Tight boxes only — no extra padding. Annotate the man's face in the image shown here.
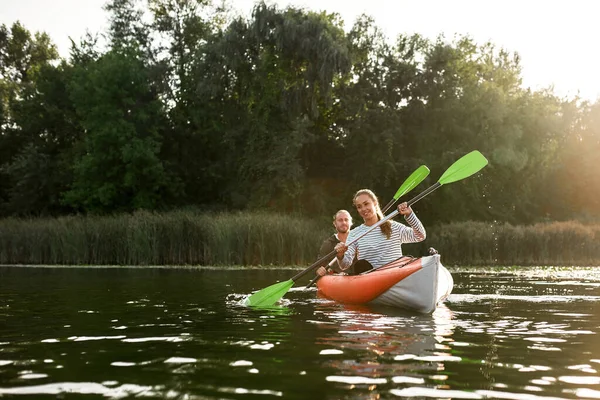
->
[333,212,352,234]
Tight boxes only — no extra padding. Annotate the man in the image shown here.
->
[316,210,353,273]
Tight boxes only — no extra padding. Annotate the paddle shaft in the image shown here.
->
[305,181,442,286]
[407,181,440,206]
[381,177,436,213]
[381,197,398,214]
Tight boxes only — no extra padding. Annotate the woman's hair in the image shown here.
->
[353,189,392,239]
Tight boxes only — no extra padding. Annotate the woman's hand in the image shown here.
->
[334,242,348,260]
[397,201,413,216]
[316,267,328,276]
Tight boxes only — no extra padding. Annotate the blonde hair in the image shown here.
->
[353,189,392,239]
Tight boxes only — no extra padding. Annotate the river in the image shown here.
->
[1,265,599,399]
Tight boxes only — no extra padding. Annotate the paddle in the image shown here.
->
[381,165,431,213]
[304,165,431,288]
[244,150,488,307]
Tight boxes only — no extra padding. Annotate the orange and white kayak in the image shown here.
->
[316,254,453,313]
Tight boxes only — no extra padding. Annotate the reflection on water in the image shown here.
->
[0,266,599,399]
[312,302,458,389]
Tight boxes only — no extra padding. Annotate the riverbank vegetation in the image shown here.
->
[1,211,598,266]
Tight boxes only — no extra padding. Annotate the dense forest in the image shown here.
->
[1,0,599,226]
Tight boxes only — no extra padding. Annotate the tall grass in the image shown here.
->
[1,213,599,266]
[426,220,600,266]
[0,211,329,266]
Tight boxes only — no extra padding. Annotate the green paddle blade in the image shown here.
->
[438,151,488,185]
[245,279,295,307]
[393,165,430,199]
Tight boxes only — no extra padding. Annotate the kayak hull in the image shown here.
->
[316,254,452,313]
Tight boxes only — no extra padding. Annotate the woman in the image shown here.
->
[317,189,426,276]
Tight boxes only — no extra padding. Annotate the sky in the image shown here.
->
[1,0,599,101]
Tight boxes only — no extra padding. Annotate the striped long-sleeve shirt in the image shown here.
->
[337,212,426,270]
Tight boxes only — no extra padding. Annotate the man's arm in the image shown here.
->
[317,236,335,260]
[317,236,342,273]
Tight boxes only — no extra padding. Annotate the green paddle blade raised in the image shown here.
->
[393,165,430,199]
[245,279,295,307]
[438,151,488,185]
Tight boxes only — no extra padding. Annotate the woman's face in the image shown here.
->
[354,194,377,222]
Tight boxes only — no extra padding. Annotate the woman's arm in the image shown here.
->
[398,212,426,243]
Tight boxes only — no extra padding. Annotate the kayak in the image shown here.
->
[316,254,453,313]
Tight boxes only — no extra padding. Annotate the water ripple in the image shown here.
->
[122,336,185,343]
[216,386,282,396]
[450,294,600,303]
[326,375,387,384]
[0,382,166,398]
[390,387,483,398]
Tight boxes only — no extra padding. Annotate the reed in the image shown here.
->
[0,211,329,266]
[1,213,599,266]
[424,220,600,266]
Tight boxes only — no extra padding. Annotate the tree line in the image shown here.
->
[1,0,598,226]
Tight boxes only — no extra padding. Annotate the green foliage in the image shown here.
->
[64,49,170,212]
[177,2,352,210]
[104,0,151,51]
[545,101,600,220]
[0,2,598,228]
[0,22,62,216]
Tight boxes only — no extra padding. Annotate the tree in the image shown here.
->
[177,2,352,211]
[546,100,600,221]
[392,35,554,223]
[65,49,170,212]
[0,22,60,215]
[333,15,403,194]
[3,62,82,215]
[148,0,225,208]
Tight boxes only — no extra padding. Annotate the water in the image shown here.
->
[1,265,600,399]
